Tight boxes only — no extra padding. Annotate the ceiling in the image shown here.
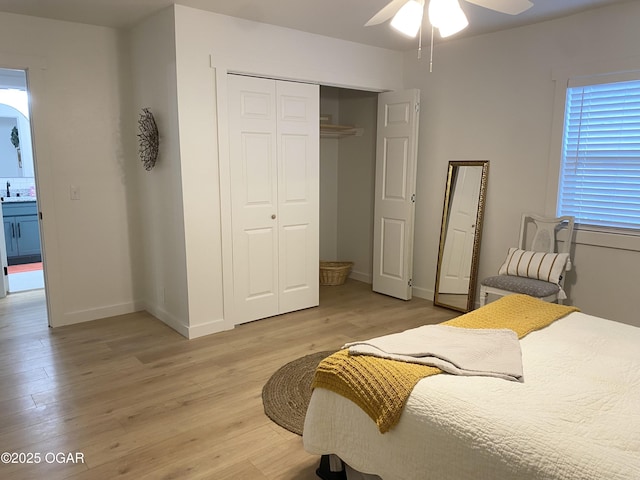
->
[0,0,630,51]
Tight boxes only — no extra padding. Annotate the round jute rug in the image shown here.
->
[262,350,335,436]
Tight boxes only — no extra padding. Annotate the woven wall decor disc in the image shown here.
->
[137,108,159,171]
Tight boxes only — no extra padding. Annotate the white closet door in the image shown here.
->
[228,75,279,323]
[276,80,319,314]
[228,75,319,324]
[372,89,420,300]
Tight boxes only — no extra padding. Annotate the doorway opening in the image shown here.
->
[0,68,47,298]
[319,86,378,287]
[8,262,44,291]
[319,86,420,301]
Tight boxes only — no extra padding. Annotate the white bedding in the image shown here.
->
[303,312,640,480]
[345,324,524,381]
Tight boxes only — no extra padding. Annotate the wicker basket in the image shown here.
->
[319,261,353,286]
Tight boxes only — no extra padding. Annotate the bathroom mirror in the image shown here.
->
[433,160,489,312]
[0,68,33,179]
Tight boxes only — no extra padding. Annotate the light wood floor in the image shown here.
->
[0,281,458,480]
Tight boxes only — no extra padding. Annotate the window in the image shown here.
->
[558,77,640,233]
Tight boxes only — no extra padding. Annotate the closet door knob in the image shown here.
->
[271,214,276,219]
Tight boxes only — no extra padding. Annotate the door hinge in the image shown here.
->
[411,193,416,203]
[408,279,413,287]
[415,102,420,113]
[39,211,43,220]
[3,266,7,276]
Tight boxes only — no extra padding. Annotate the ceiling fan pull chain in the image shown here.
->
[417,21,423,59]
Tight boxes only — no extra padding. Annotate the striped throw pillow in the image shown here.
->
[498,248,569,284]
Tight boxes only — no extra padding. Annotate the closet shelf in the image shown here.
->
[320,124,363,138]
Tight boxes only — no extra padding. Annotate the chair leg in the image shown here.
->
[479,286,488,307]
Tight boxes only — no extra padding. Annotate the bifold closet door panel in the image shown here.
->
[228,75,280,323]
[228,74,319,324]
[276,80,319,315]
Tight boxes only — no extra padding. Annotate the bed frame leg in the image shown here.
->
[316,454,347,480]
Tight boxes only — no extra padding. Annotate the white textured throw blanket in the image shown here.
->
[344,324,523,382]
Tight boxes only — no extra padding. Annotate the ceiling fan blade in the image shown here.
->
[464,0,533,15]
[365,0,409,26]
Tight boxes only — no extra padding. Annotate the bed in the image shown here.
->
[302,295,640,480]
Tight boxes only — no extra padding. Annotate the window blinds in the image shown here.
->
[559,79,640,231]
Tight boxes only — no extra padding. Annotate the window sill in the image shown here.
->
[574,228,640,252]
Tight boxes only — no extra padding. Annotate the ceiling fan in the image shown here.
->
[366,0,533,39]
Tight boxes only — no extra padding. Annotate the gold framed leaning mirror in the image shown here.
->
[433,161,489,312]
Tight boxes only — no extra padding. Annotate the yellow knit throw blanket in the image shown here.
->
[312,294,579,433]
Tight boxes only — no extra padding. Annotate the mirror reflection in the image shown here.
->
[434,161,489,312]
[0,69,34,180]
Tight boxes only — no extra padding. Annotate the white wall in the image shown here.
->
[171,5,403,334]
[404,1,640,326]
[0,12,139,326]
[130,8,190,336]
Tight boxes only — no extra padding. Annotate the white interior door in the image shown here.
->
[0,207,8,298]
[228,74,319,324]
[372,89,420,300]
[438,166,482,293]
[276,80,319,315]
[228,75,280,323]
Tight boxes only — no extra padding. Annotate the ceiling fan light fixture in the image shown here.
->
[428,0,446,27]
[438,7,469,37]
[390,0,425,38]
[428,0,469,38]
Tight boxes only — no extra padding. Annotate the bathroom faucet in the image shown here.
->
[5,181,9,197]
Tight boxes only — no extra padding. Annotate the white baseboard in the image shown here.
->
[56,300,144,327]
[145,302,190,338]
[145,301,232,339]
[187,318,233,339]
[412,285,434,301]
[349,269,372,284]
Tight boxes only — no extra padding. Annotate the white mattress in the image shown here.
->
[303,312,640,480]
